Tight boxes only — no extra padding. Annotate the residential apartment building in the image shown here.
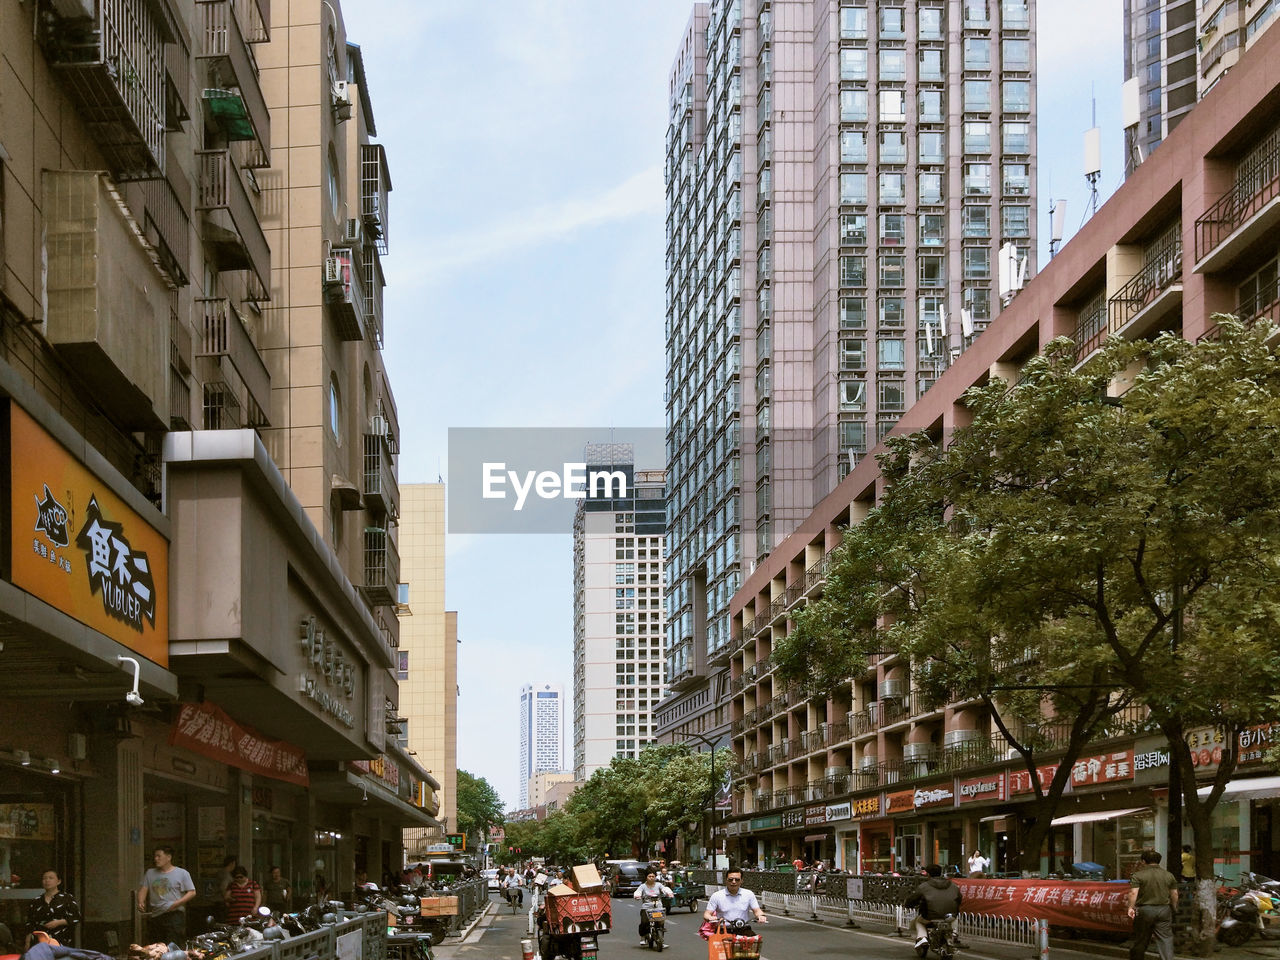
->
[1123,0,1277,175]
[726,18,1280,875]
[399,483,459,856]
[657,0,1037,751]
[571,445,667,780]
[519,682,565,808]
[0,0,435,946]
[528,770,576,808]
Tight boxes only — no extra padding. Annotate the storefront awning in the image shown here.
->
[1198,775,1280,802]
[1052,807,1147,826]
[310,770,440,828]
[804,833,829,842]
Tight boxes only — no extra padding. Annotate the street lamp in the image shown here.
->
[683,732,724,867]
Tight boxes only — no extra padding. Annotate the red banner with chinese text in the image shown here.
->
[169,701,310,786]
[955,878,1131,932]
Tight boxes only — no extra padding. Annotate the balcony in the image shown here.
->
[363,248,385,347]
[137,166,191,287]
[324,247,367,341]
[197,0,270,161]
[1108,235,1183,339]
[195,296,271,425]
[1195,145,1280,273]
[361,143,391,255]
[196,149,270,299]
[938,734,1007,772]
[363,526,400,607]
[364,431,398,520]
[849,704,879,736]
[39,0,172,180]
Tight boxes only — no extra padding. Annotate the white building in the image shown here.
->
[519,682,565,808]
[572,445,667,780]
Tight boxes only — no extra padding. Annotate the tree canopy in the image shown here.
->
[455,770,504,845]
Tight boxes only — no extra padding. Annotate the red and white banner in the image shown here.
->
[956,878,1131,932]
[169,701,310,786]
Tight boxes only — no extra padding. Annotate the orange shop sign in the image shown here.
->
[9,404,168,665]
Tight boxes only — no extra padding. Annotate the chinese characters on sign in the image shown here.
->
[1070,750,1133,786]
[169,701,309,786]
[298,615,356,728]
[955,878,1130,932]
[76,495,157,632]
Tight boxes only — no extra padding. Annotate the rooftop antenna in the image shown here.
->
[1049,199,1067,258]
[1084,86,1102,215]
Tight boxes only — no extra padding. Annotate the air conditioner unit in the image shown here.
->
[344,218,363,245]
[370,414,389,437]
[879,678,906,699]
[324,257,343,285]
[51,0,94,18]
[859,755,878,772]
[903,742,936,762]
[943,728,982,747]
[824,765,850,778]
[332,81,353,121]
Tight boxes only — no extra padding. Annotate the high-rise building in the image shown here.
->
[518,682,565,808]
[571,444,667,780]
[399,483,459,855]
[658,0,1037,745]
[1122,0,1277,175]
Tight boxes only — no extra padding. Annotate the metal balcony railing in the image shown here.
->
[139,166,191,287]
[195,297,270,422]
[197,0,270,160]
[196,149,270,296]
[325,247,367,341]
[1073,289,1108,362]
[363,432,398,520]
[363,526,400,607]
[1196,135,1280,263]
[1108,234,1183,332]
[363,247,385,347]
[41,0,169,179]
[361,143,391,255]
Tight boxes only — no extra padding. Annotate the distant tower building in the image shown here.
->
[519,683,564,808]
[571,444,667,780]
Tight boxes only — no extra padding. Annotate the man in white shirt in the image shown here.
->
[703,869,767,932]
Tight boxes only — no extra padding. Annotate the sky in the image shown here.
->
[341,0,1125,812]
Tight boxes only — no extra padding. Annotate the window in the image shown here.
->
[919,255,945,287]
[879,130,906,163]
[841,48,868,80]
[963,37,991,70]
[328,373,342,444]
[841,213,868,245]
[1002,121,1030,154]
[963,246,991,279]
[1003,79,1031,112]
[964,162,991,194]
[964,79,991,113]
[919,89,944,122]
[841,89,869,121]
[1002,205,1030,237]
[879,90,906,122]
[919,131,945,164]
[962,205,991,237]
[964,0,990,26]
[1003,162,1030,195]
[879,48,907,81]
[877,337,906,370]
[841,130,868,163]
[964,121,991,153]
[967,286,993,320]
[840,419,867,452]
[879,213,906,244]
[879,296,905,326]
[1003,38,1031,71]
[840,380,867,410]
[919,212,946,246]
[1001,0,1029,29]
[840,338,867,369]
[919,171,943,204]
[326,145,341,221]
[919,6,944,39]
[840,255,867,286]
[879,254,906,287]
[840,5,868,39]
[879,6,905,38]
[1238,256,1279,317]
[879,172,905,204]
[397,650,409,681]
[919,48,944,82]
[840,296,867,328]
[840,172,868,204]
[398,582,410,604]
[879,379,906,411]
[919,295,946,328]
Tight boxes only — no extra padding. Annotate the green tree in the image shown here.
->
[455,770,504,851]
[776,319,1280,952]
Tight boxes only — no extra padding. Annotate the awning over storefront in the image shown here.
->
[1052,807,1147,826]
[1198,775,1280,802]
[804,833,829,842]
[310,769,439,828]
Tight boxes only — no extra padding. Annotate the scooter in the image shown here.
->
[638,896,666,951]
[917,914,959,960]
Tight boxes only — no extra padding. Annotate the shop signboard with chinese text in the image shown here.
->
[956,878,1130,932]
[1009,764,1059,796]
[1070,750,1133,787]
[9,404,168,664]
[850,796,881,817]
[958,773,1006,804]
[170,700,309,786]
[804,804,827,827]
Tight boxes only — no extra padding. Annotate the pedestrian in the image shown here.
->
[213,855,237,922]
[792,855,805,872]
[1127,849,1178,960]
[967,849,990,877]
[703,868,767,932]
[1180,844,1194,882]
[26,869,81,946]
[313,875,330,905]
[224,866,261,922]
[136,846,196,944]
[262,866,290,913]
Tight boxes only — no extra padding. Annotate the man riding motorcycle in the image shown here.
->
[903,864,962,954]
[702,869,768,935]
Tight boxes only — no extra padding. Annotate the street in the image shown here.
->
[438,893,1129,960]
